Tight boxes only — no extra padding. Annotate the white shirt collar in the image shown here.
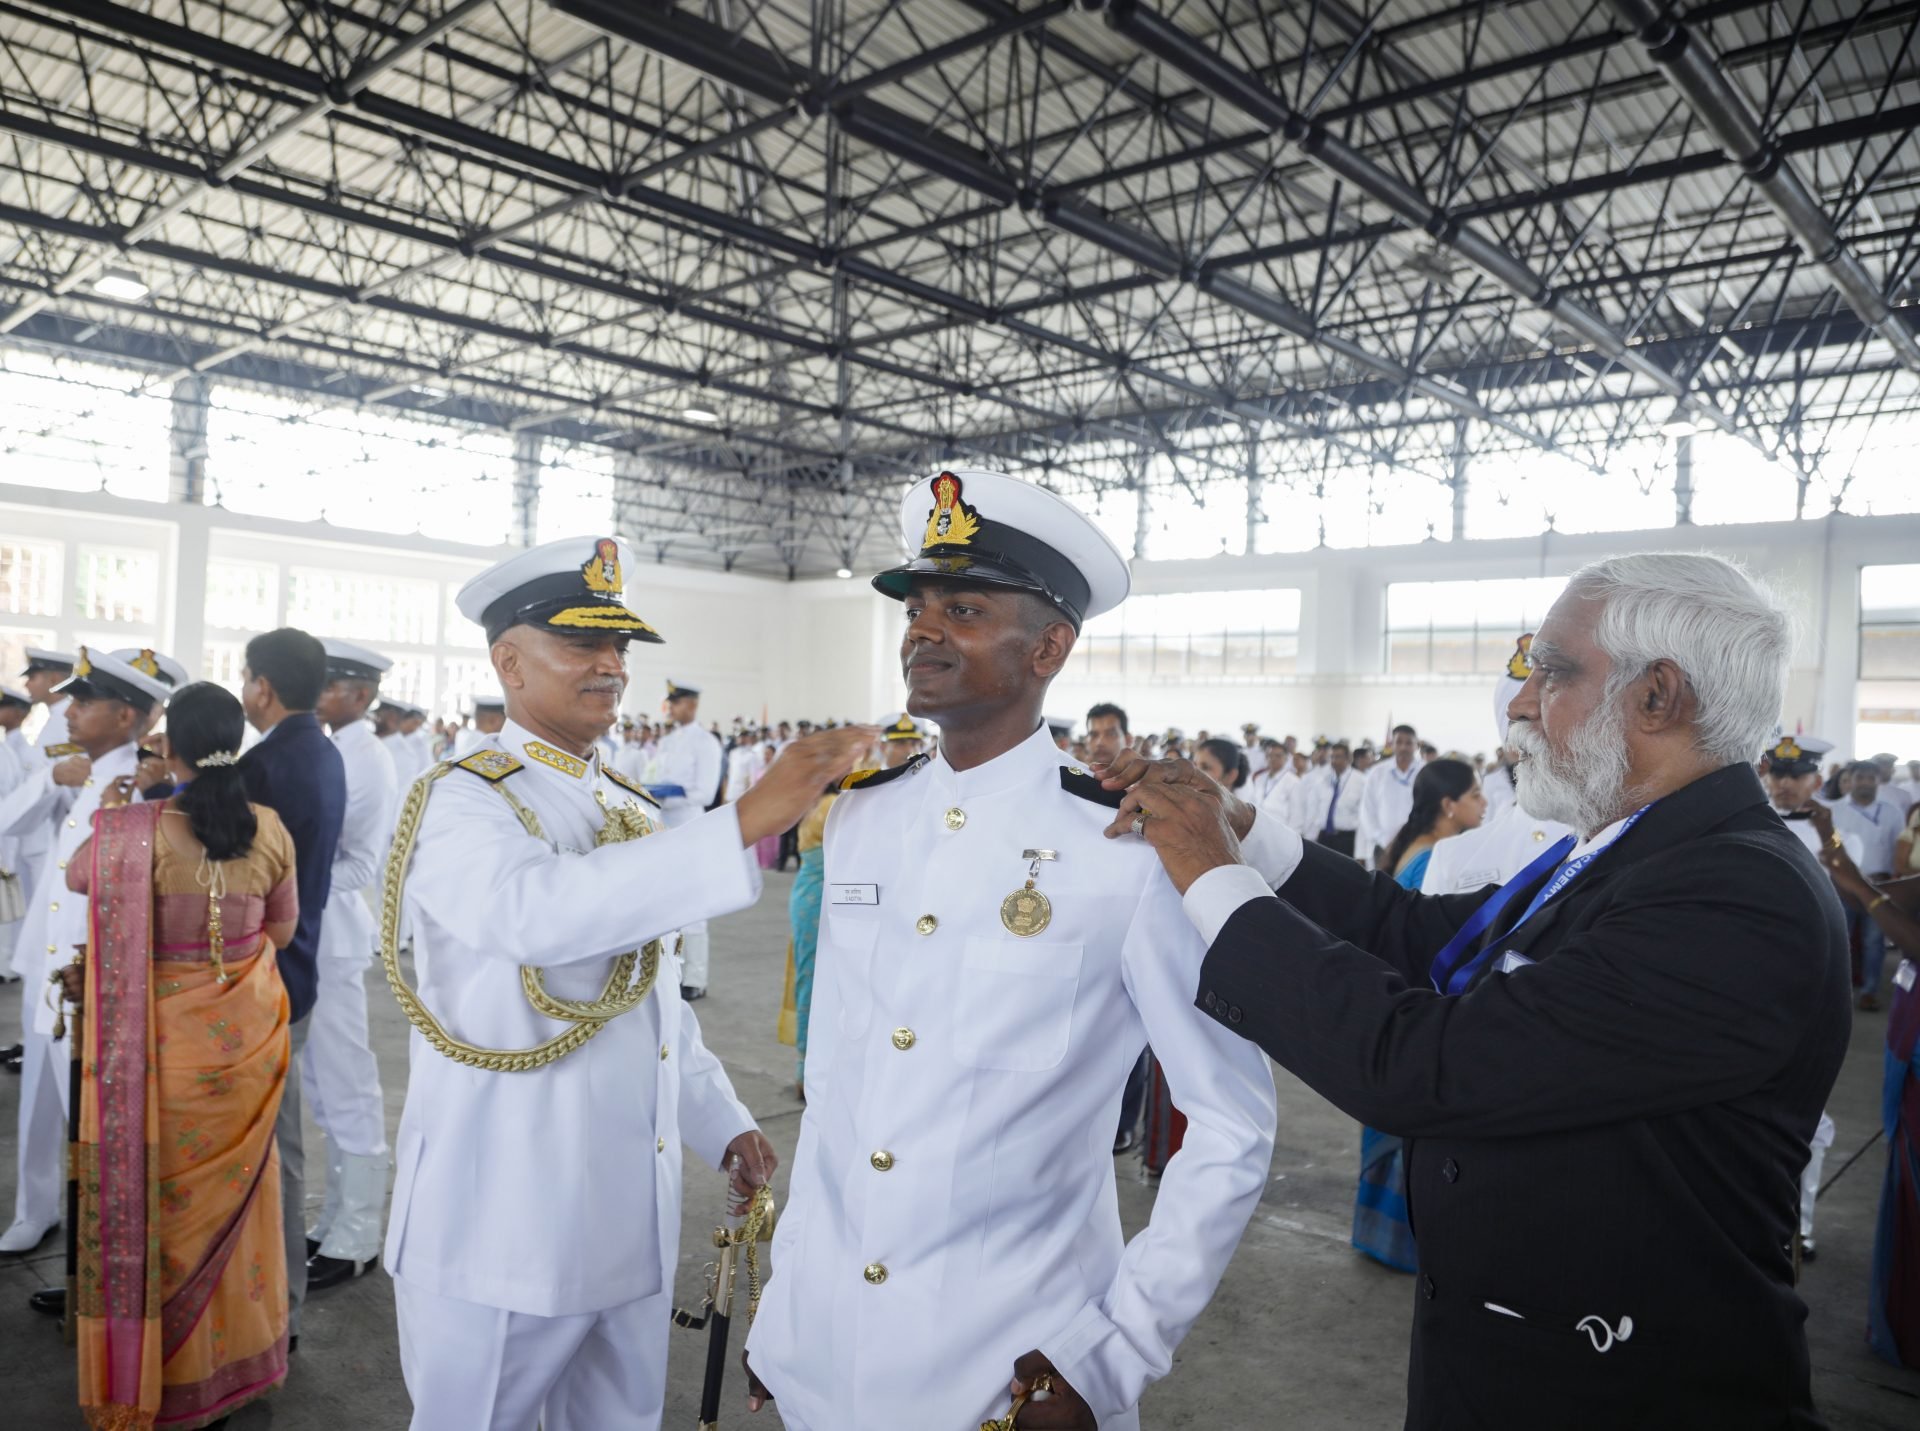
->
[1566,810,1635,864]
[929,722,1066,799]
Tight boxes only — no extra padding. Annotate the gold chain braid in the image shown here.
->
[379,764,663,1072]
[739,1183,776,1327]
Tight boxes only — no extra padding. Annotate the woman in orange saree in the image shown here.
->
[65,682,297,1430]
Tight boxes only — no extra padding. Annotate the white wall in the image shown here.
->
[5,484,1913,758]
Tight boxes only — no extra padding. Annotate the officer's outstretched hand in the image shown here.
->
[1093,750,1256,840]
[1009,1350,1097,1428]
[736,726,879,847]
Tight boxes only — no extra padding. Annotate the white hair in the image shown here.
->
[1562,551,1791,766]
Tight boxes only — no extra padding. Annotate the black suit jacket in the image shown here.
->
[240,712,346,1024]
[1197,763,1848,1429]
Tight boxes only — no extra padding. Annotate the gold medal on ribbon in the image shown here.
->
[1000,849,1056,937]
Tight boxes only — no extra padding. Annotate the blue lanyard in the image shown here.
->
[1507,805,1652,929]
[1426,837,1573,996]
[1426,806,1651,996]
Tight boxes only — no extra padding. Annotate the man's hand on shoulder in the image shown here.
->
[1101,775,1244,895]
[736,726,878,847]
[1007,1350,1096,1429]
[1094,751,1256,840]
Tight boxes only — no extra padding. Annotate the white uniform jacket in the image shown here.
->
[384,720,759,1316]
[747,725,1281,1430]
[379,730,427,786]
[0,740,138,1009]
[1418,804,1578,894]
[1357,755,1423,861]
[1298,767,1366,843]
[655,720,722,825]
[319,720,398,964]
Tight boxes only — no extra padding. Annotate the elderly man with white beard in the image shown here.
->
[1102,552,1851,1430]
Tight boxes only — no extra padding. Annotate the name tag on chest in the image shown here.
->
[829,884,879,907]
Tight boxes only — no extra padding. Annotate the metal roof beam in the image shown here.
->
[1607,0,1920,373]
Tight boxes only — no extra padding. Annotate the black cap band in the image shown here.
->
[872,518,1093,628]
[59,673,155,714]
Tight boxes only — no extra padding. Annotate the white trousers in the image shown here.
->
[394,1276,669,1431]
[10,981,65,1231]
[1801,1109,1836,1241]
[302,954,388,1158]
[679,923,710,989]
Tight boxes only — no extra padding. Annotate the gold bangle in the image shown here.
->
[1828,832,1846,851]
[1867,892,1892,914]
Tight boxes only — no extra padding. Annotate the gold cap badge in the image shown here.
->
[920,471,981,551]
[130,648,161,678]
[73,646,92,678]
[1506,633,1535,681]
[581,538,622,594]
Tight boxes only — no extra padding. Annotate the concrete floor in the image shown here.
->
[4,871,1919,1429]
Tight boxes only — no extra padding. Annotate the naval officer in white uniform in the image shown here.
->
[0,648,170,1261]
[304,638,401,1291]
[744,471,1284,1431]
[376,698,432,784]
[653,677,724,998]
[384,534,873,1431]
[1421,637,1574,896]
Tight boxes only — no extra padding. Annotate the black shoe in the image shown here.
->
[1800,1241,1818,1263]
[1,1044,21,1074]
[28,1285,65,1317]
[681,984,706,1001]
[306,1236,321,1260]
[1113,1131,1137,1156]
[306,1252,377,1291]
[288,1334,299,1354]
[0,1043,20,1061]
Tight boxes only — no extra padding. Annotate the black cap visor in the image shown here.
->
[52,673,154,714]
[873,544,1090,630]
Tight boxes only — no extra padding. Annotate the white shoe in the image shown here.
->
[0,1217,57,1254]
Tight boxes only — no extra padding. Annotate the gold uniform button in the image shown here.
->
[1532,829,1546,841]
[46,944,56,954]
[66,819,76,828]
[943,807,966,831]
[57,861,67,871]
[863,1262,888,1285]
[915,914,938,936]
[660,1045,670,1060]
[870,1150,894,1172]
[48,902,58,913]
[891,1027,916,1051]
[657,1137,666,1153]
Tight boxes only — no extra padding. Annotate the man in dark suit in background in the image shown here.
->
[240,626,347,1345]
[1108,552,1849,1429]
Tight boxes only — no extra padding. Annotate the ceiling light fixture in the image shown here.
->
[683,406,721,423]
[92,268,150,301]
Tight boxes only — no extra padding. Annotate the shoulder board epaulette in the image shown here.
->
[453,750,523,782]
[840,753,930,791]
[1060,767,1124,808]
[603,766,661,807]
[43,743,82,758]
